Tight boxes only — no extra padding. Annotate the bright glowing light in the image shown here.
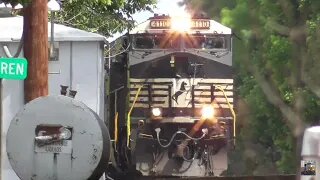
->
[152,108,162,117]
[170,15,191,32]
[201,105,215,119]
[169,9,191,32]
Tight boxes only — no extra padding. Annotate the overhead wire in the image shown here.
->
[106,43,131,59]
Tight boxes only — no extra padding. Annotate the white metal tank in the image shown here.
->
[6,95,110,180]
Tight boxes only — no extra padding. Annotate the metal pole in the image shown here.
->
[0,78,2,179]
[108,43,111,74]
[50,11,55,59]
[106,43,111,125]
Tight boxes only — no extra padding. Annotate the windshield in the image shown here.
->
[133,34,180,49]
[132,34,227,50]
[184,35,226,49]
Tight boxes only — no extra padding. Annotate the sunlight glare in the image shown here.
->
[169,7,191,32]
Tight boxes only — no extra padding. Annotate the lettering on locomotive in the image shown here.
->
[149,19,210,29]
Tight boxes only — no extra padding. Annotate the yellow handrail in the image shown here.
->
[215,86,236,145]
[127,85,143,147]
[114,112,118,149]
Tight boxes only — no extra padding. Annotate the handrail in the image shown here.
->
[127,85,144,147]
[215,85,236,145]
[114,112,118,150]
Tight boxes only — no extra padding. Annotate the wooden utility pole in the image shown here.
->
[23,0,48,103]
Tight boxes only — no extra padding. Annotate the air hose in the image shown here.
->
[155,128,208,148]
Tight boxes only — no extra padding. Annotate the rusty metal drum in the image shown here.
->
[6,95,110,180]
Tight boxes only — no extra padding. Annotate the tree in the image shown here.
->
[179,0,236,21]
[183,0,320,176]
[22,0,49,103]
[3,0,156,36]
[55,0,156,36]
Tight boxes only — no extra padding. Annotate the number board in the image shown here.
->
[150,19,171,29]
[34,140,72,154]
[149,19,210,29]
[191,19,210,29]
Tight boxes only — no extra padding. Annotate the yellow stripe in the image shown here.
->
[131,104,169,107]
[194,85,233,90]
[194,104,233,108]
[130,90,168,95]
[194,91,233,96]
[191,97,234,103]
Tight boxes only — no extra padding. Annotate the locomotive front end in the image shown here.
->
[109,13,235,177]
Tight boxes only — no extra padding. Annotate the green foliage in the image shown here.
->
[55,0,156,36]
[221,1,250,30]
[3,0,156,36]
[180,0,236,20]
[184,0,320,176]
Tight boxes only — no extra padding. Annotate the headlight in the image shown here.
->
[201,105,215,119]
[170,14,192,32]
[151,107,162,117]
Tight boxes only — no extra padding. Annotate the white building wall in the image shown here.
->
[48,42,71,95]
[0,43,25,180]
[48,41,104,119]
[0,41,105,180]
[71,42,99,114]
[97,43,105,121]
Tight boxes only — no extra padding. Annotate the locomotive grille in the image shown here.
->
[129,78,233,109]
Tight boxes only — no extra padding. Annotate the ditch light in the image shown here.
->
[201,105,215,119]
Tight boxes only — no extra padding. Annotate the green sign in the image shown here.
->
[0,58,28,80]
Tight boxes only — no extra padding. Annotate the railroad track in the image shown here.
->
[118,175,296,180]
